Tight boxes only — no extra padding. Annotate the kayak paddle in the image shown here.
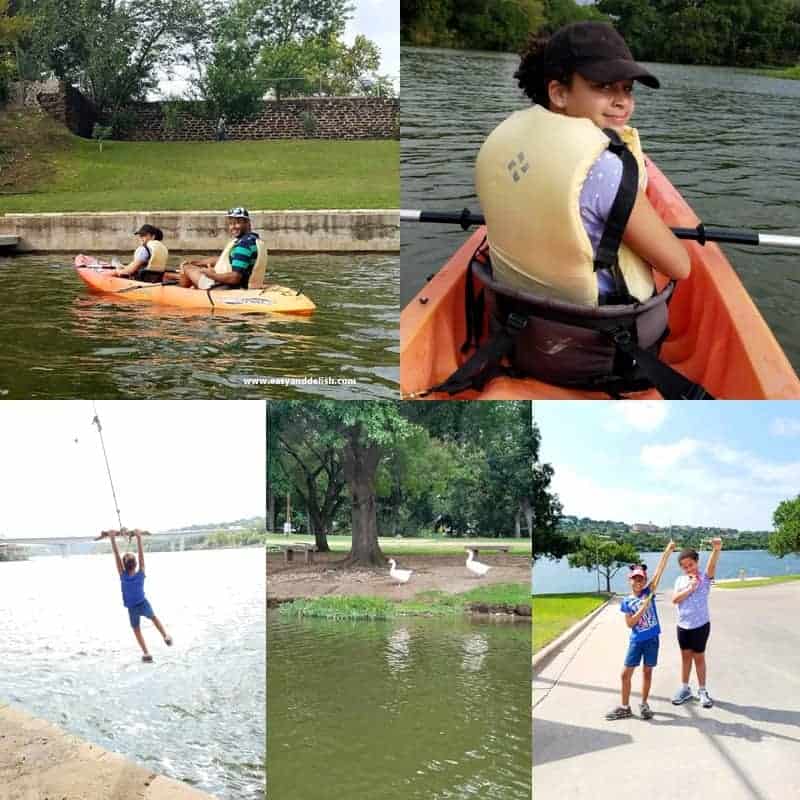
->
[401,209,800,250]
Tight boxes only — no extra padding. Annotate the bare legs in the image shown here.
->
[620,665,652,705]
[132,617,171,658]
[681,649,707,686]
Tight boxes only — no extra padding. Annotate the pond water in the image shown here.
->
[533,549,800,594]
[401,47,800,371]
[0,253,398,399]
[267,612,531,800]
[0,548,265,799]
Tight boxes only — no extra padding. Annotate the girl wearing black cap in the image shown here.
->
[475,21,689,307]
[113,224,169,281]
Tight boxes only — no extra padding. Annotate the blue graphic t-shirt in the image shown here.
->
[120,570,146,608]
[620,586,661,643]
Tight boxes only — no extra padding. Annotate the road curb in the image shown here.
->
[532,597,612,675]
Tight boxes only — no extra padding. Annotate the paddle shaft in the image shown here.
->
[400,209,800,249]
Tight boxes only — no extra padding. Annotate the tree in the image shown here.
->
[271,401,414,566]
[567,535,640,593]
[0,0,31,103]
[273,403,347,552]
[15,0,201,115]
[769,495,800,557]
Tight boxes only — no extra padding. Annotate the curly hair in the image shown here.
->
[514,34,574,107]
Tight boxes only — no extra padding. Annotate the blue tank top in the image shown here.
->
[120,570,146,608]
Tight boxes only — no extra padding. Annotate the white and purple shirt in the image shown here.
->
[580,149,623,297]
[673,572,713,630]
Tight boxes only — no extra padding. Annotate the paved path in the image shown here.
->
[533,583,800,800]
[0,704,215,799]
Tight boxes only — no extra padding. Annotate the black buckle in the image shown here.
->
[506,313,529,334]
[612,328,633,348]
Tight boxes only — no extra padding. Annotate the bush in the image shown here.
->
[299,110,317,136]
[162,101,183,134]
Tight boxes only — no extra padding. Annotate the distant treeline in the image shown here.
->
[401,0,800,67]
[559,515,772,551]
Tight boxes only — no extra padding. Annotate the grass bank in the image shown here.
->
[279,583,530,620]
[266,534,531,556]
[716,574,800,589]
[533,593,607,653]
[753,65,800,80]
[0,111,399,212]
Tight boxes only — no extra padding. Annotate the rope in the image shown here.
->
[92,402,123,532]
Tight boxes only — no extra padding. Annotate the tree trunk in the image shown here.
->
[341,425,384,566]
[521,497,533,538]
[605,569,612,594]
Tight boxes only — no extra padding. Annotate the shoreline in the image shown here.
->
[0,703,215,799]
[0,209,400,253]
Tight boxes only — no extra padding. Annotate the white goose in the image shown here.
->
[466,549,491,578]
[388,558,413,585]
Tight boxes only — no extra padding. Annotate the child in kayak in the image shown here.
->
[671,538,722,708]
[477,21,689,305]
[112,225,169,282]
[606,539,675,721]
[106,529,172,662]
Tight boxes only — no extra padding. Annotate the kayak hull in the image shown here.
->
[74,256,316,316]
[400,160,800,399]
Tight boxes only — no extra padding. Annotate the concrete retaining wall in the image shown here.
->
[0,703,215,799]
[0,210,400,253]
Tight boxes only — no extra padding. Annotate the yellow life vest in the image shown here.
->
[213,237,267,289]
[475,105,654,307]
[142,239,168,270]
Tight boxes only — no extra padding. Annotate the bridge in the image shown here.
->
[0,530,214,557]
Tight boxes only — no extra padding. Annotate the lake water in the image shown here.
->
[0,548,265,799]
[401,47,800,371]
[532,549,800,594]
[0,253,398,399]
[267,612,531,800]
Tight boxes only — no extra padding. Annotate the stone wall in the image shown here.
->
[7,80,98,138]
[119,97,398,141]
[7,81,398,141]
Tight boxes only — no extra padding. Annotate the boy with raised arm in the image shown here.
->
[606,539,676,721]
[106,530,173,662]
[671,537,722,708]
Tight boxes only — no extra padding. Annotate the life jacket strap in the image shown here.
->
[595,129,640,303]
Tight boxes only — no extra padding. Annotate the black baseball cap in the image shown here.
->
[545,22,660,89]
[134,224,158,236]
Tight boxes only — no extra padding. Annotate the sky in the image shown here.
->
[0,402,265,539]
[534,402,800,531]
[158,0,399,98]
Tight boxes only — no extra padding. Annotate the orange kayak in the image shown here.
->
[401,160,800,399]
[74,256,316,315]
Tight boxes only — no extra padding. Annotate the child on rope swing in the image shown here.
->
[101,529,173,662]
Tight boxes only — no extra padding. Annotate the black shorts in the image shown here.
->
[677,621,711,653]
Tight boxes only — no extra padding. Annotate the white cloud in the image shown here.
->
[770,417,800,437]
[640,437,700,468]
[607,402,669,433]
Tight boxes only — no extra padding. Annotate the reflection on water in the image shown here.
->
[267,612,530,800]
[401,47,800,370]
[0,549,265,799]
[0,253,398,399]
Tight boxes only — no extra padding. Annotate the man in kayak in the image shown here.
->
[105,529,172,663]
[177,207,266,290]
[112,224,169,282]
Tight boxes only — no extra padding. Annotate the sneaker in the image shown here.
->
[639,702,654,720]
[698,689,713,708]
[142,654,153,663]
[605,705,633,720]
[672,685,693,705]
[165,636,173,646]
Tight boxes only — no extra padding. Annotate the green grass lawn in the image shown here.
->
[266,534,531,556]
[752,65,800,80]
[279,583,530,620]
[533,593,607,653]
[0,111,399,212]
[716,574,800,589]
